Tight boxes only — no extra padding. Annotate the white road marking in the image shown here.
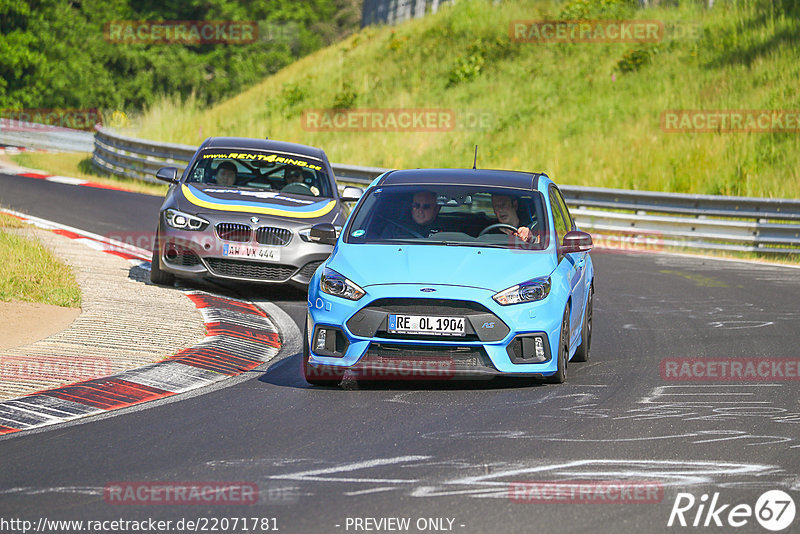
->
[270,455,430,484]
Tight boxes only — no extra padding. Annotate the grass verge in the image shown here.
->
[8,152,168,197]
[132,0,800,199]
[0,213,82,308]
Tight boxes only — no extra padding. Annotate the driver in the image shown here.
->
[285,167,303,183]
[283,166,320,195]
[491,194,538,243]
[382,191,442,239]
[216,161,237,186]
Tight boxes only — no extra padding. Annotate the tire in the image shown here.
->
[149,233,175,286]
[572,287,593,363]
[546,308,570,384]
[302,323,344,386]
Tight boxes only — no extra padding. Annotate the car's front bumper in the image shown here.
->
[306,282,565,378]
[157,220,331,287]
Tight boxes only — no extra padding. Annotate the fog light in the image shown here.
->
[315,329,327,351]
[535,337,545,359]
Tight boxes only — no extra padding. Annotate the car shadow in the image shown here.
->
[257,352,548,392]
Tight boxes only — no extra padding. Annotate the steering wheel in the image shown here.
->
[378,215,425,239]
[281,182,313,195]
[478,223,519,237]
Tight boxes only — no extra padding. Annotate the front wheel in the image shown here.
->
[546,308,570,384]
[572,287,593,362]
[302,323,344,386]
[150,233,175,286]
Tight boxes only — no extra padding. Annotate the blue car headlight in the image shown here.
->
[165,209,208,230]
[320,267,365,301]
[493,276,551,305]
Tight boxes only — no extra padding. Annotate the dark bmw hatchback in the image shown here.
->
[150,136,362,288]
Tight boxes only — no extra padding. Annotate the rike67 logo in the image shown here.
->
[668,490,795,531]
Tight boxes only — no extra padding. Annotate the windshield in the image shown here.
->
[344,184,548,250]
[185,149,333,198]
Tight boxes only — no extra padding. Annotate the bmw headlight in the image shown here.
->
[493,276,551,305]
[320,267,365,300]
[165,209,208,230]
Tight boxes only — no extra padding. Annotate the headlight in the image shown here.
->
[165,209,208,230]
[320,267,365,300]
[493,276,551,305]
[299,225,342,242]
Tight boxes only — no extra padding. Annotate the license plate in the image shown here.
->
[388,314,465,336]
[222,244,281,262]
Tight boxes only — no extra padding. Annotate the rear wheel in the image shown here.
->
[149,233,175,286]
[546,308,570,384]
[302,323,344,386]
[573,287,593,362]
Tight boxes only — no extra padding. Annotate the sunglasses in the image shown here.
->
[412,202,434,210]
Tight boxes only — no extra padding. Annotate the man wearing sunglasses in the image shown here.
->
[382,190,442,239]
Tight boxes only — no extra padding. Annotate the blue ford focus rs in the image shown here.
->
[303,168,594,386]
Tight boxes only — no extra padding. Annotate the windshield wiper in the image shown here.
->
[439,241,508,248]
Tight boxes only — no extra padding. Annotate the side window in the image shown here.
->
[552,187,575,231]
[549,189,568,248]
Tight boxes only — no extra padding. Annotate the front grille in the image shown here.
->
[361,343,496,371]
[205,258,296,281]
[164,244,201,266]
[298,260,323,279]
[216,223,251,242]
[347,298,509,342]
[255,226,292,246]
[366,298,490,316]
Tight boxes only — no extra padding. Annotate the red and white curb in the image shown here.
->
[0,145,58,154]
[0,163,130,191]
[0,210,282,436]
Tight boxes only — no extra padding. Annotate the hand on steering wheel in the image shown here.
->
[281,182,314,195]
[478,223,519,237]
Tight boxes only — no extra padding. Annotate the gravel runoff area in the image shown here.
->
[0,227,206,401]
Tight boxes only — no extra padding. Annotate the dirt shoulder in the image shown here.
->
[0,227,206,401]
[0,301,81,351]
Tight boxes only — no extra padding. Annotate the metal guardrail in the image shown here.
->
[92,127,800,255]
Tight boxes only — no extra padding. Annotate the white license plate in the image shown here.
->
[388,314,465,336]
[222,244,281,262]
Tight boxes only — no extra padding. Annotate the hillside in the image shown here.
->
[132,0,800,198]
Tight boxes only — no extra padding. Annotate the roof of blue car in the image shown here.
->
[201,137,328,161]
[377,168,543,190]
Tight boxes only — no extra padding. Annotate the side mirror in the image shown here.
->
[310,223,338,246]
[341,186,363,202]
[562,230,592,253]
[156,167,179,183]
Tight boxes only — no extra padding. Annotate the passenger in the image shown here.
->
[216,161,237,186]
[491,194,538,243]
